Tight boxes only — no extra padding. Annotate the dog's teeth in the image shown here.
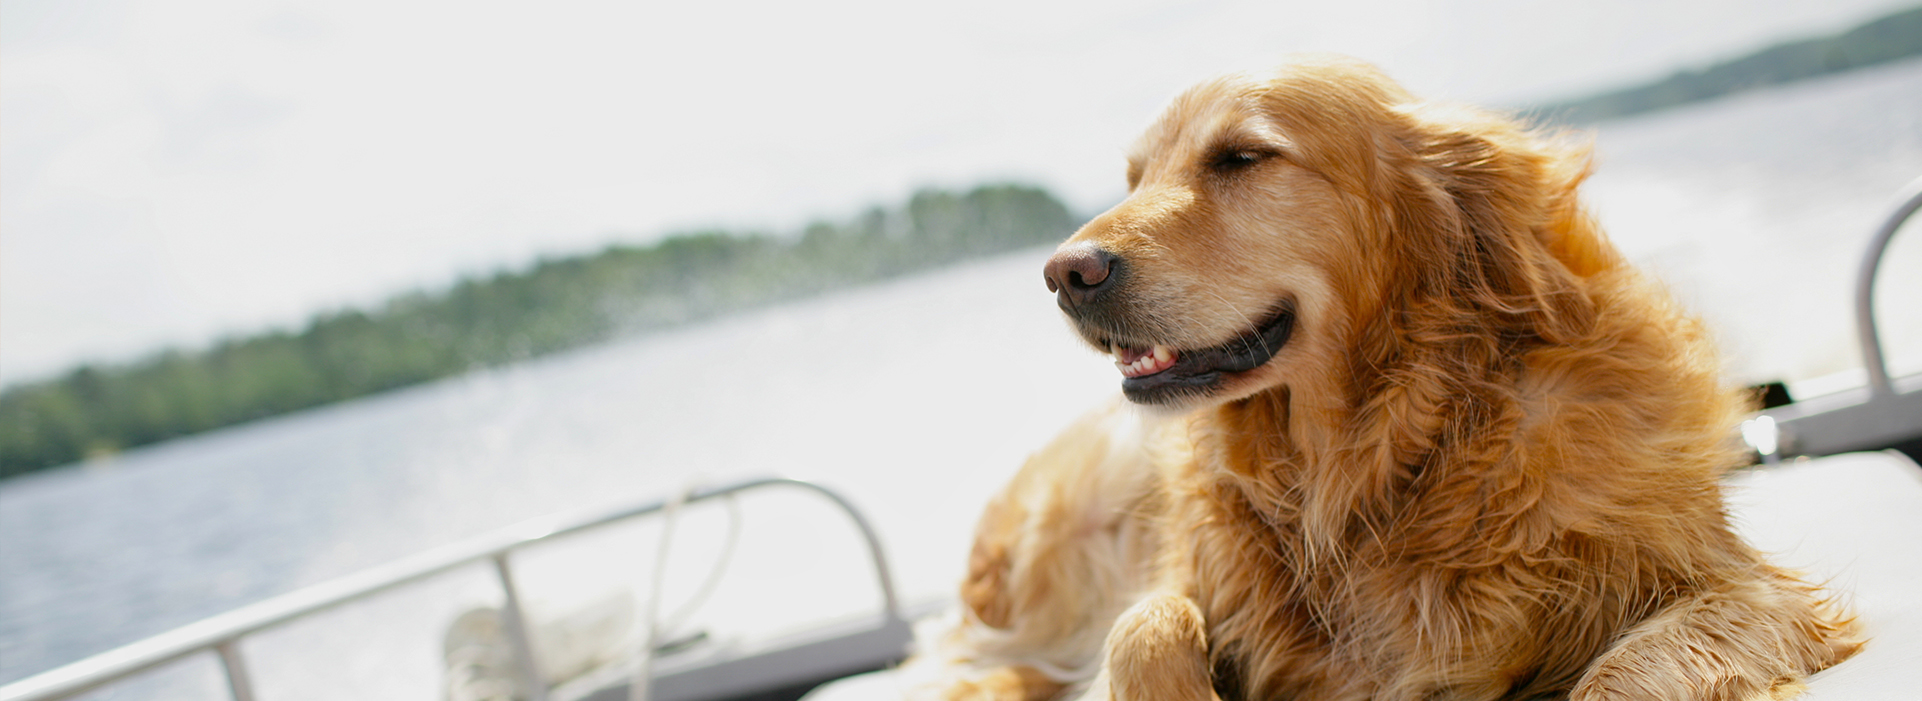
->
[1114,344,1179,378]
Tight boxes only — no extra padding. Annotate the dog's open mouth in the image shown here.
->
[1101,302,1296,404]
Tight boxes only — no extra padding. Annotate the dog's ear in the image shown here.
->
[1328,108,1605,511]
[1389,107,1600,346]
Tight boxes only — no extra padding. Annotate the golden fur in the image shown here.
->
[902,56,1861,701]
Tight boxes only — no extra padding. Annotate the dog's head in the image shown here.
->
[1048,55,1600,409]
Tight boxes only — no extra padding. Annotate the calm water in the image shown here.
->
[0,249,1119,699]
[3,58,1920,699]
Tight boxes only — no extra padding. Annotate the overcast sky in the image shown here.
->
[2,0,1914,385]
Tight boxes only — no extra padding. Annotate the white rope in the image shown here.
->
[628,482,744,701]
[630,483,691,701]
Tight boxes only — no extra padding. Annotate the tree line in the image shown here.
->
[1528,5,1922,123]
[0,183,1076,480]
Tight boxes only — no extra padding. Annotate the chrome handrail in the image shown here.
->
[0,477,904,701]
[1759,176,1922,458]
[1856,175,1922,400]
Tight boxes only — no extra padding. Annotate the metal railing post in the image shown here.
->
[491,553,548,701]
[773,479,903,621]
[213,640,257,701]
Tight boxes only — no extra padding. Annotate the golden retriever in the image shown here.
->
[901,56,1861,701]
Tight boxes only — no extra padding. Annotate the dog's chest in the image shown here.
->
[1184,478,1520,700]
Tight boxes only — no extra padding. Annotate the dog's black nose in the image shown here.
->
[1044,244,1120,309]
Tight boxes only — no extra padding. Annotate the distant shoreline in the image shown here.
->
[0,184,1074,480]
[1524,5,1922,124]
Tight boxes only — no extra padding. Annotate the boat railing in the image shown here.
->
[1854,176,1922,401]
[0,476,906,701]
[1758,175,1922,458]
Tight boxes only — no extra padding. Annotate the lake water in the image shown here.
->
[3,58,1920,700]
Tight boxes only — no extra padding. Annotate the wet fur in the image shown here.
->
[903,56,1860,701]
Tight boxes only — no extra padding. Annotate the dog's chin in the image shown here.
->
[1081,303,1297,408]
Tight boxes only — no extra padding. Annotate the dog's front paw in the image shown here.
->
[1105,594,1217,701]
[1572,660,1807,701]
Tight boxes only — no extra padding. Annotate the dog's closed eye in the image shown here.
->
[1207,147,1277,175]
